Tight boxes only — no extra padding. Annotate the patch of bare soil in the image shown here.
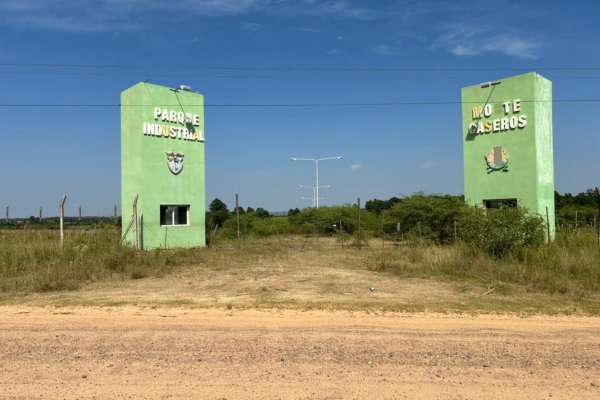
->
[13,242,596,314]
[1,307,598,399]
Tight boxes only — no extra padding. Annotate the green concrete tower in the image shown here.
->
[461,72,555,239]
[121,82,206,249]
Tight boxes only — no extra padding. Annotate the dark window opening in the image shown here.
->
[160,205,189,226]
[484,199,517,209]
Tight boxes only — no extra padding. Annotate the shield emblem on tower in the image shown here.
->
[166,151,184,175]
[485,146,508,172]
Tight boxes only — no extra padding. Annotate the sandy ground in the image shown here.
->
[0,307,598,399]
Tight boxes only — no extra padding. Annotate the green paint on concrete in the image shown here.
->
[462,72,555,240]
[121,83,205,249]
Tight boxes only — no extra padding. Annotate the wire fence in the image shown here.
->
[2,194,599,249]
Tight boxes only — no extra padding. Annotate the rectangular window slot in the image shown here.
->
[483,199,517,209]
[160,205,190,226]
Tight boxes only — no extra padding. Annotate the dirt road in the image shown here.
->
[0,307,598,399]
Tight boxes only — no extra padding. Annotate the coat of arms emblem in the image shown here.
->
[485,146,508,173]
[166,151,184,175]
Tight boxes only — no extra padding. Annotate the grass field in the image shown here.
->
[0,227,598,314]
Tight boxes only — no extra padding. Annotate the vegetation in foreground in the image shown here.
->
[0,226,202,293]
[0,225,598,314]
[0,191,598,313]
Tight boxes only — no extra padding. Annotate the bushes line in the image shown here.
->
[208,193,555,257]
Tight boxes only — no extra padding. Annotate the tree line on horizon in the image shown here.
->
[206,189,599,228]
[203,189,599,256]
[1,189,597,238]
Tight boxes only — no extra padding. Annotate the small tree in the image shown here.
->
[234,206,245,215]
[287,206,377,235]
[255,208,270,218]
[365,196,403,215]
[365,199,388,214]
[384,194,465,243]
[206,198,230,228]
[209,198,229,213]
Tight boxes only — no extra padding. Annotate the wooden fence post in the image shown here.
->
[133,195,139,251]
[236,193,240,239]
[454,220,458,241]
[546,206,551,243]
[357,197,362,250]
[59,195,67,249]
[381,213,384,253]
[119,196,139,247]
[596,187,600,245]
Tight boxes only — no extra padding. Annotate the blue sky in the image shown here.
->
[1,0,599,216]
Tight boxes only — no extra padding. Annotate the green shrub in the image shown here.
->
[556,204,597,228]
[218,214,292,239]
[458,207,546,257]
[288,206,376,235]
[383,194,465,243]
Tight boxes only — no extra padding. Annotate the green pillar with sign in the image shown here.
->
[461,72,555,240]
[121,82,206,249]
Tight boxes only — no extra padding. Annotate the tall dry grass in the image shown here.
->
[371,228,600,296]
[1,226,598,300]
[0,227,207,293]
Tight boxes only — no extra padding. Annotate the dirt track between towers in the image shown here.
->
[0,307,598,399]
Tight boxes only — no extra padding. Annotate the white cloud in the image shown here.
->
[0,0,381,33]
[121,0,267,16]
[420,159,458,171]
[0,0,267,15]
[450,44,478,56]
[306,1,380,20]
[243,22,262,31]
[300,26,320,33]
[421,160,441,171]
[479,35,544,59]
[350,163,363,171]
[435,23,546,59]
[0,0,40,11]
[0,0,267,33]
[370,44,395,56]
